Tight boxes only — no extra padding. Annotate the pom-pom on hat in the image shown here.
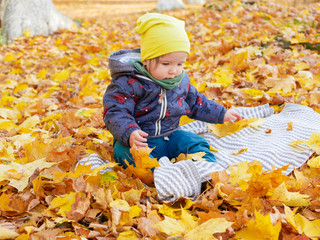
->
[135,13,190,62]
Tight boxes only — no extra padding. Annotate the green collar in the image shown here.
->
[131,60,184,90]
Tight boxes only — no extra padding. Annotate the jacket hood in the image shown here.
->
[108,49,141,79]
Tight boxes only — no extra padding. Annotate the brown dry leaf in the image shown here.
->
[264,76,296,93]
[137,210,161,237]
[0,226,19,239]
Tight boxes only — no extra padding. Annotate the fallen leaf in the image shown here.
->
[269,182,311,207]
[0,226,19,239]
[235,210,281,240]
[184,218,233,240]
[208,118,261,138]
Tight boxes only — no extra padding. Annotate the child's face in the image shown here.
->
[144,52,188,80]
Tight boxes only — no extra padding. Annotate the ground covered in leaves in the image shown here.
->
[0,0,320,239]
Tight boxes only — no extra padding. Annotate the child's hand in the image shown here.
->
[224,109,243,124]
[129,130,148,148]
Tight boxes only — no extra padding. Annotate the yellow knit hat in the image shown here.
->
[135,13,190,62]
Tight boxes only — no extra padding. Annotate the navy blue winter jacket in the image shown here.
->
[103,49,227,147]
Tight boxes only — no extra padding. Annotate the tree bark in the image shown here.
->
[1,0,80,44]
[0,0,7,26]
[156,0,185,11]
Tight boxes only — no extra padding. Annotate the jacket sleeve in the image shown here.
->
[185,82,227,124]
[103,77,140,146]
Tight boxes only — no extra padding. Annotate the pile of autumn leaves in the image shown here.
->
[0,0,320,239]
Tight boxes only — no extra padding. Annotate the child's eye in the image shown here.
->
[162,63,169,66]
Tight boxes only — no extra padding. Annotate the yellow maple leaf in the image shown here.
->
[36,68,48,80]
[155,216,189,236]
[284,205,320,238]
[307,155,320,168]
[185,218,233,240]
[23,137,54,162]
[235,210,281,240]
[11,134,35,149]
[110,199,131,229]
[176,152,206,162]
[16,115,40,133]
[76,126,97,136]
[228,161,253,190]
[32,175,46,198]
[75,108,97,117]
[211,66,234,88]
[0,158,56,191]
[13,83,28,95]
[295,71,317,90]
[49,192,79,217]
[179,115,194,126]
[269,182,310,207]
[110,199,130,212]
[125,145,160,186]
[4,53,17,62]
[230,49,248,72]
[52,69,70,83]
[94,69,109,80]
[97,130,113,143]
[117,230,138,240]
[41,112,62,123]
[119,205,142,226]
[87,56,100,66]
[241,89,264,99]
[0,193,15,212]
[180,208,199,231]
[208,118,261,138]
[158,204,181,219]
[290,132,320,154]
[156,208,199,236]
[294,62,309,71]
[52,160,116,184]
[0,120,17,131]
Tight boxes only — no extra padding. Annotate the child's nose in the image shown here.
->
[169,67,178,75]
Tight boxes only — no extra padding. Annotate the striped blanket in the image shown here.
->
[79,103,320,202]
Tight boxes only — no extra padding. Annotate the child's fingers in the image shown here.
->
[138,130,149,137]
[236,113,243,120]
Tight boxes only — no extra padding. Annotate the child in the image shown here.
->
[103,13,242,168]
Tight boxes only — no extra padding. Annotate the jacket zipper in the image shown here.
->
[155,88,167,136]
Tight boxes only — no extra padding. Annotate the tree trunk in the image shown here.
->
[0,0,7,26]
[156,0,185,11]
[188,0,206,4]
[1,0,80,44]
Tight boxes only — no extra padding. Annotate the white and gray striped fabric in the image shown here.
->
[79,103,320,202]
[155,103,320,201]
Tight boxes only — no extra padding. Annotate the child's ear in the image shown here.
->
[142,60,149,69]
[142,60,148,66]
